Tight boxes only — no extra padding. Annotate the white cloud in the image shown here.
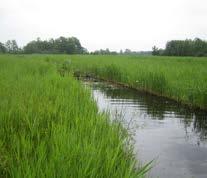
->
[0,0,207,51]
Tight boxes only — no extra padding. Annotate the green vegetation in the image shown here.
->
[0,42,7,53]
[2,37,207,57]
[68,55,207,110]
[1,53,206,177]
[153,38,207,57]
[0,55,149,177]
[0,37,86,54]
[24,37,86,54]
[2,54,205,110]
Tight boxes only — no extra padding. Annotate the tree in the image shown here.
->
[5,40,19,53]
[152,46,159,55]
[23,36,85,54]
[0,42,7,53]
[154,38,207,57]
[11,40,19,53]
[124,49,131,54]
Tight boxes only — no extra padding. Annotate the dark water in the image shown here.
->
[86,81,207,178]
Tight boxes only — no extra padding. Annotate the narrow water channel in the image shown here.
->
[85,80,207,178]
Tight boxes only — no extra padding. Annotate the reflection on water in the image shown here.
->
[86,81,207,178]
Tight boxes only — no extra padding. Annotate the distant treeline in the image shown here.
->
[90,48,151,55]
[153,38,207,57]
[0,36,87,54]
[2,37,207,56]
[0,37,151,55]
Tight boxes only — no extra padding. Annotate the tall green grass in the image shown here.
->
[1,53,205,176]
[66,55,207,110]
[0,55,148,177]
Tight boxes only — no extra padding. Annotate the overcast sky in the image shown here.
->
[1,0,207,51]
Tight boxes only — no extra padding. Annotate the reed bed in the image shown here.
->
[0,55,148,177]
[67,55,207,110]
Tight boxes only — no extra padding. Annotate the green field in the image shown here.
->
[0,54,206,177]
[0,55,149,177]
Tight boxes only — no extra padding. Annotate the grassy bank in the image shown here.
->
[0,55,148,177]
[68,55,207,110]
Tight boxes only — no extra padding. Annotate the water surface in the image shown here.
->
[86,81,207,178]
